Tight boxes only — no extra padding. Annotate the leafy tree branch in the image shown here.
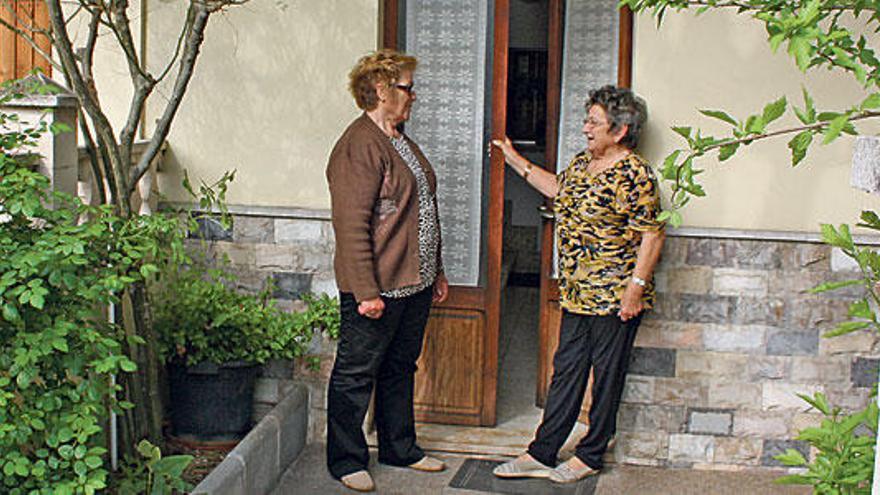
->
[621,0,880,226]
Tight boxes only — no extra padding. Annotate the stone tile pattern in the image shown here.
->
[201,214,880,471]
[616,237,880,469]
[190,213,338,428]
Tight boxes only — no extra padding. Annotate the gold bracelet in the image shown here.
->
[522,163,533,180]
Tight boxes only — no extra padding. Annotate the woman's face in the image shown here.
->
[378,70,416,123]
[582,104,626,155]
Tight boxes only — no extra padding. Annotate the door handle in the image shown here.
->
[537,205,554,220]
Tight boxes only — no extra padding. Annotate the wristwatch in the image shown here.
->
[631,276,647,287]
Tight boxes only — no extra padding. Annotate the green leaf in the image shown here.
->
[861,93,880,110]
[848,299,873,320]
[51,338,68,353]
[789,36,814,72]
[820,224,852,250]
[808,279,862,294]
[2,303,20,322]
[773,448,807,466]
[761,96,787,124]
[699,109,738,126]
[823,320,871,338]
[775,474,812,485]
[672,126,692,142]
[718,143,739,161]
[119,359,137,373]
[744,115,765,134]
[49,122,72,135]
[801,87,816,122]
[151,476,167,495]
[58,445,74,459]
[823,115,849,144]
[787,131,812,166]
[858,210,880,230]
[152,455,193,478]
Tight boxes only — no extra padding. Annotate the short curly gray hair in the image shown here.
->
[585,85,648,149]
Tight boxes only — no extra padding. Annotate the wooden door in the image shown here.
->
[535,4,634,416]
[0,0,52,82]
[383,0,510,426]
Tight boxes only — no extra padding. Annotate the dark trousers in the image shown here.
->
[326,288,433,479]
[528,311,642,470]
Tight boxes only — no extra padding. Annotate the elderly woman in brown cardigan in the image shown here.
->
[325,50,449,493]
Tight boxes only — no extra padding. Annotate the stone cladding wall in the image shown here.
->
[620,235,880,469]
[199,211,880,468]
[190,213,337,424]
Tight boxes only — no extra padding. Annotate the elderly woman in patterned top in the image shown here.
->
[491,85,665,484]
[325,50,449,493]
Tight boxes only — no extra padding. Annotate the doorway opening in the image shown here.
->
[413,0,563,455]
[497,0,548,429]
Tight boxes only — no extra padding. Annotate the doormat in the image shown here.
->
[448,459,598,495]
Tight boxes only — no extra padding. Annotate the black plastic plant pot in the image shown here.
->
[167,360,259,441]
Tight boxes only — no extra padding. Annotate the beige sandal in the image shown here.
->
[340,470,375,492]
[408,455,446,472]
[492,455,553,479]
[549,460,599,483]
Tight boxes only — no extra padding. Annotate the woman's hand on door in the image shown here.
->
[433,273,449,304]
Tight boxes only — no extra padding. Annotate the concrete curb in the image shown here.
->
[192,384,309,495]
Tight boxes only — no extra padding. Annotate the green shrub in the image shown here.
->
[0,83,183,493]
[150,265,320,366]
[112,440,192,495]
[774,211,880,493]
[775,393,877,494]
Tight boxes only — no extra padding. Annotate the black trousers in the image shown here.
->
[528,311,642,470]
[326,288,433,479]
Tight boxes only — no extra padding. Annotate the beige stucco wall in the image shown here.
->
[64,5,878,233]
[633,10,880,232]
[146,0,377,210]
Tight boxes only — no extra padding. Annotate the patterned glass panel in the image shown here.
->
[556,0,619,172]
[553,0,619,278]
[405,0,489,286]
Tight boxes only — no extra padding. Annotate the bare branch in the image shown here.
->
[107,0,151,82]
[45,0,128,213]
[129,1,212,190]
[154,13,191,83]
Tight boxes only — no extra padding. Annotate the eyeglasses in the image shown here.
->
[583,117,609,127]
[394,83,415,95]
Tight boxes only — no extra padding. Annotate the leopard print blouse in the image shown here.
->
[554,152,662,315]
[381,135,440,298]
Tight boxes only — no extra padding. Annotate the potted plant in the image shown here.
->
[150,261,316,441]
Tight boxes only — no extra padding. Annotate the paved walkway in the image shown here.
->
[273,443,810,495]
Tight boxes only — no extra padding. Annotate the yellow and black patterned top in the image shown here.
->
[554,152,662,315]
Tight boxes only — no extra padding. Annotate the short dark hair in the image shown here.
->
[585,85,648,149]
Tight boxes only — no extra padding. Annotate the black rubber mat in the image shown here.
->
[448,459,598,495]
